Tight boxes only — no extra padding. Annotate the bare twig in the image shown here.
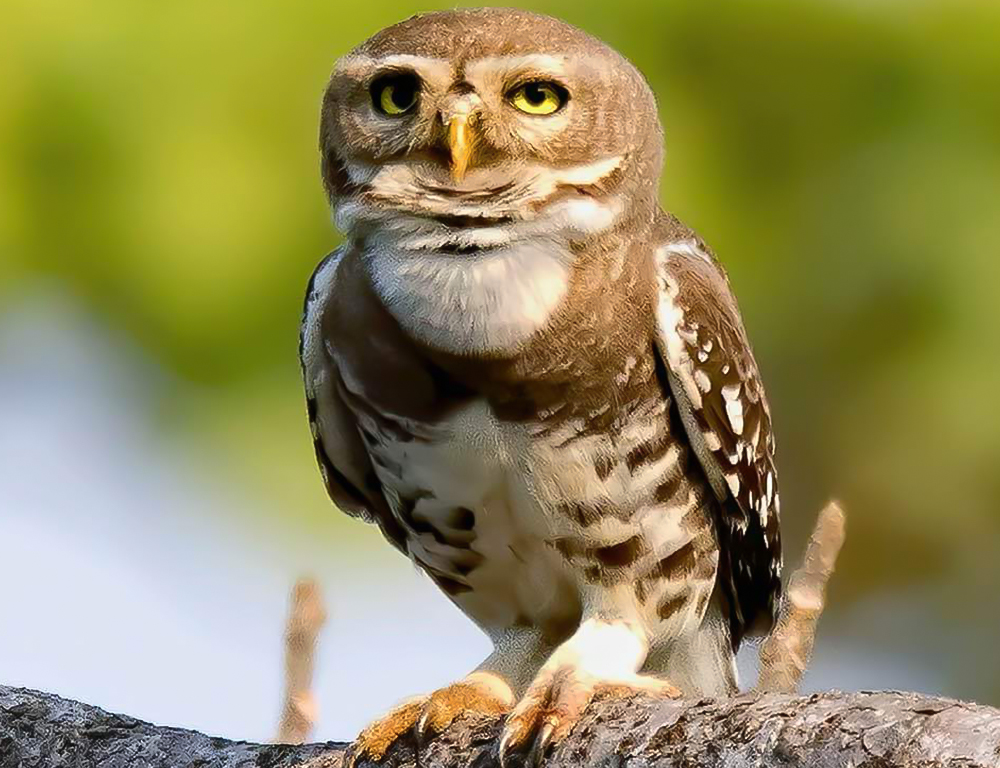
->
[275,577,327,744]
[756,500,847,694]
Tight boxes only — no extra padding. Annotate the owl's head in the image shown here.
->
[320,8,663,243]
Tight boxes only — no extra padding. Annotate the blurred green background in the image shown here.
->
[3,0,1000,737]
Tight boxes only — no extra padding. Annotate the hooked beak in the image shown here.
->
[448,114,473,183]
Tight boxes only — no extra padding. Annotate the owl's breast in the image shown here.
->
[351,383,712,648]
[356,397,583,641]
[325,245,709,641]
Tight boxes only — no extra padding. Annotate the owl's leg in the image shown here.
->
[498,618,680,768]
[642,589,738,697]
[347,628,551,767]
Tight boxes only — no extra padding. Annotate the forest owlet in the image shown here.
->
[300,8,782,765]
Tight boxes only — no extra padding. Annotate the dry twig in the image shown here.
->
[275,577,327,744]
[756,500,847,694]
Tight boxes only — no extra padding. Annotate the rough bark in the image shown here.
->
[3,684,999,768]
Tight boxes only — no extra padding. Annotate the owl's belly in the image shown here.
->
[360,399,584,640]
[357,391,716,648]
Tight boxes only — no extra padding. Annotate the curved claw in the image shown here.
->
[528,720,556,768]
[498,726,520,768]
[344,746,361,768]
[414,706,432,747]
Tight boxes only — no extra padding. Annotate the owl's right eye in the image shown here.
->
[371,73,420,116]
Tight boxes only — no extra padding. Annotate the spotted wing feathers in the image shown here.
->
[652,229,782,645]
[299,249,407,553]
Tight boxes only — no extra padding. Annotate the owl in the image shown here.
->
[301,8,782,765]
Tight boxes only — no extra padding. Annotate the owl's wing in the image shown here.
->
[652,222,782,647]
[299,248,408,553]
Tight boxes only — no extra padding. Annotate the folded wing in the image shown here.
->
[652,223,782,646]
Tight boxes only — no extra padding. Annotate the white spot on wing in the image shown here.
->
[694,369,712,393]
[654,261,703,409]
[723,383,744,435]
[726,473,740,495]
[760,471,776,525]
[664,240,714,267]
[678,325,699,345]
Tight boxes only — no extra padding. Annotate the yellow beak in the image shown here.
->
[448,115,473,183]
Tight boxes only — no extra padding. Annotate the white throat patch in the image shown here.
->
[366,242,573,354]
[340,154,626,354]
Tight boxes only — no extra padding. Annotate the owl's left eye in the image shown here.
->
[371,73,420,116]
[507,81,568,116]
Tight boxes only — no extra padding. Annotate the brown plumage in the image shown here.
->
[300,8,782,765]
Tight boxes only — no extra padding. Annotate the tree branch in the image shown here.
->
[3,685,1000,767]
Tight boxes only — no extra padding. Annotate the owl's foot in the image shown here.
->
[497,670,679,767]
[414,671,514,742]
[347,672,513,767]
[498,620,680,767]
[347,697,424,768]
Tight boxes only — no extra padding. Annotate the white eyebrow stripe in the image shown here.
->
[336,54,453,79]
[464,54,568,78]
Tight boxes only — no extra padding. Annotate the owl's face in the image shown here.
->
[320,9,663,237]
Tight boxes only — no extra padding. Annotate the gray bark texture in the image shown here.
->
[3,685,1000,768]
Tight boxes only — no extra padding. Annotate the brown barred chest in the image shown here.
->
[342,368,720,643]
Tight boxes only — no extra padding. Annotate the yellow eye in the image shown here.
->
[508,81,567,115]
[372,74,419,116]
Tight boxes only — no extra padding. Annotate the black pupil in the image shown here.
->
[374,74,418,112]
[390,81,414,108]
[524,83,547,105]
